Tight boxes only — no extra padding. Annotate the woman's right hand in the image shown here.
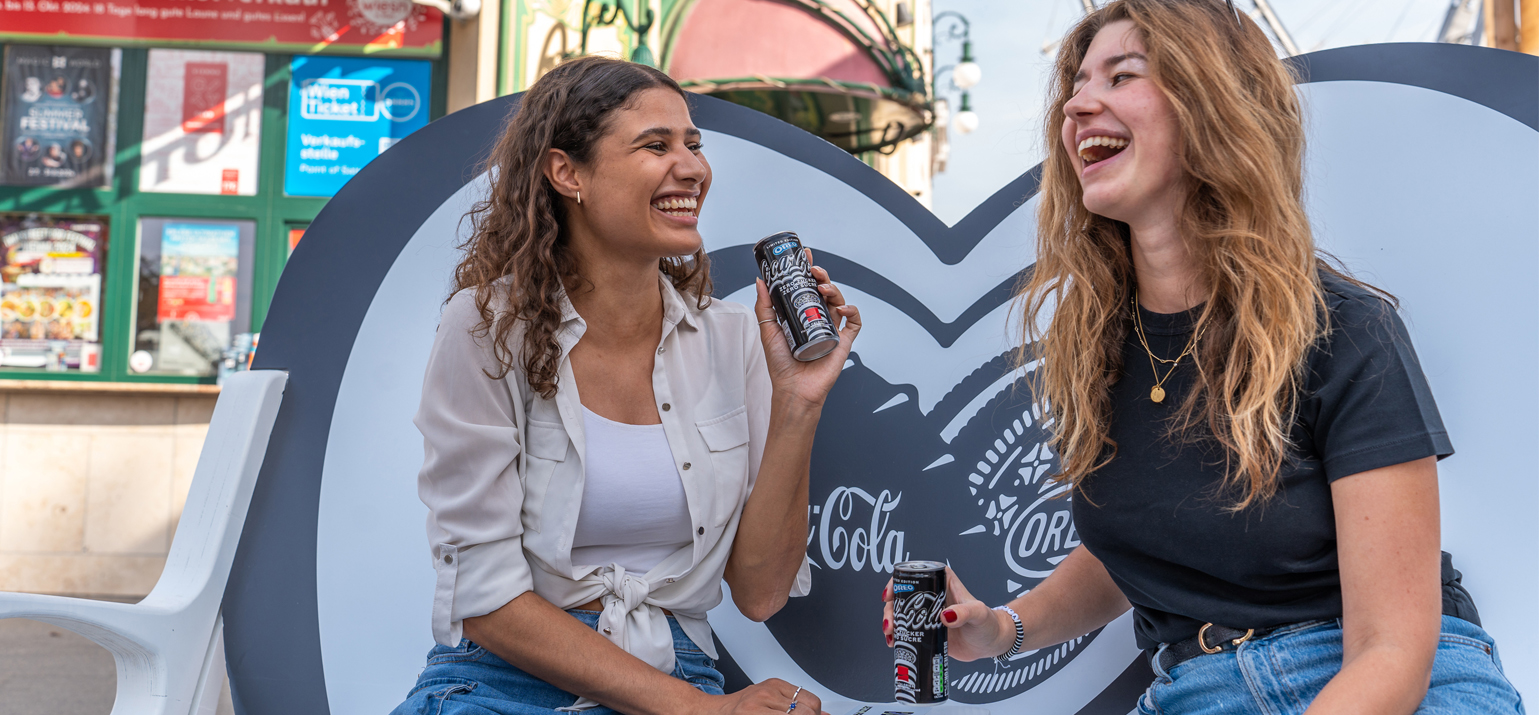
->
[701,679,827,715]
[882,567,1013,663]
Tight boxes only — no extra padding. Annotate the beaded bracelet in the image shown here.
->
[992,605,1026,664]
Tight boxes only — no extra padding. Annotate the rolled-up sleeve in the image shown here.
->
[416,290,534,645]
[743,320,813,598]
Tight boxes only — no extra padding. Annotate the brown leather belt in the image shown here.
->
[1152,623,1281,672]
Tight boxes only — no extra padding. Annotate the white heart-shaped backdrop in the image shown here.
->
[228,43,1537,715]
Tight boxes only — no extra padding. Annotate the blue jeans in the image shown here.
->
[1138,615,1525,714]
[390,610,725,715]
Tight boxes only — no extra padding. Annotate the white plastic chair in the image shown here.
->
[0,370,287,715]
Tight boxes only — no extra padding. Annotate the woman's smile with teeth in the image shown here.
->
[651,196,698,216]
[1078,135,1130,165]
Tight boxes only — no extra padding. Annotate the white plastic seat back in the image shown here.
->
[0,370,286,715]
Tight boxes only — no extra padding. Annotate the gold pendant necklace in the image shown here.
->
[1132,290,1201,404]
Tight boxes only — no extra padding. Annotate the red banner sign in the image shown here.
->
[0,0,442,57]
[156,274,235,322]
[182,61,227,133]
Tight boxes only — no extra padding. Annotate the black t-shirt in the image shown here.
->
[1072,272,1457,650]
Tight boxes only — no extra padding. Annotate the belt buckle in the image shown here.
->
[1197,623,1256,654]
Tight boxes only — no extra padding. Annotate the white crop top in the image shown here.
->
[571,406,694,574]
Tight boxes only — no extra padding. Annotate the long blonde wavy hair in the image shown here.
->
[1020,0,1361,509]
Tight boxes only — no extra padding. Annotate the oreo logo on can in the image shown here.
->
[753,231,839,362]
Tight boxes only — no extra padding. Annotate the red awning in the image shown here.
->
[666,0,891,87]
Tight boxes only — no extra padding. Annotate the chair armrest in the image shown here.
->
[0,591,162,699]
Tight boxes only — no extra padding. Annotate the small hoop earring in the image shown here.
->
[576,190,582,205]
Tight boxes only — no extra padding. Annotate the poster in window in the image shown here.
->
[156,223,239,323]
[284,56,431,197]
[140,50,263,195]
[0,214,107,369]
[1,46,119,188]
[134,217,254,376]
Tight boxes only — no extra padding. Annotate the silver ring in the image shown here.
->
[786,685,803,712]
[758,318,777,325]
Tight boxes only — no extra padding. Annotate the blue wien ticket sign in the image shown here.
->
[284,56,430,198]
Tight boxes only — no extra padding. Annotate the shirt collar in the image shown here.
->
[553,273,698,349]
[659,273,701,332]
[556,289,581,326]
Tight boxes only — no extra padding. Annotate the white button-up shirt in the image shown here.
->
[416,274,810,706]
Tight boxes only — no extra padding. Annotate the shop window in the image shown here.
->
[0,213,108,372]
[132,217,255,377]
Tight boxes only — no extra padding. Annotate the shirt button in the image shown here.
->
[682,462,691,470]
[603,627,612,635]
[657,346,665,354]
[661,403,671,412]
[697,526,705,536]
[443,555,453,564]
[666,578,676,583]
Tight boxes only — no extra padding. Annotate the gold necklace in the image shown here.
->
[1132,290,1201,404]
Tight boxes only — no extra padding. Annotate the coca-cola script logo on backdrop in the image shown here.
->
[761,345,1099,703]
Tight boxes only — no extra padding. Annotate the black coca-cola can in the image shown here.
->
[753,232,839,362]
[893,560,948,704]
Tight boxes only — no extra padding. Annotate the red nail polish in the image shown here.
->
[943,609,958,624]
[881,586,888,600]
[883,618,889,631]
[886,634,893,646]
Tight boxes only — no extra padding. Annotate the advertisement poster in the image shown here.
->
[284,56,430,197]
[139,49,264,195]
[0,214,106,368]
[134,217,252,376]
[156,222,238,322]
[1,46,119,188]
[0,0,442,57]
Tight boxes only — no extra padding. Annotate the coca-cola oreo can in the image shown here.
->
[893,560,948,704]
[753,232,839,362]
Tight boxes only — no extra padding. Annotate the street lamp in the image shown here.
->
[954,94,979,134]
[933,11,981,134]
[580,0,657,66]
[952,51,981,90]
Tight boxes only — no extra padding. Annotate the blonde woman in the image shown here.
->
[882,1,1523,713]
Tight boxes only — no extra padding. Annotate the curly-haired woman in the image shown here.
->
[395,56,857,715]
[882,2,1523,713]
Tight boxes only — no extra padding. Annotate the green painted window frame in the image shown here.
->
[0,45,448,385]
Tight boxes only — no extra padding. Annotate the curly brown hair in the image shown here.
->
[454,56,713,399]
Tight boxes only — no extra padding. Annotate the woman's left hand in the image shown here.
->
[753,249,861,408]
